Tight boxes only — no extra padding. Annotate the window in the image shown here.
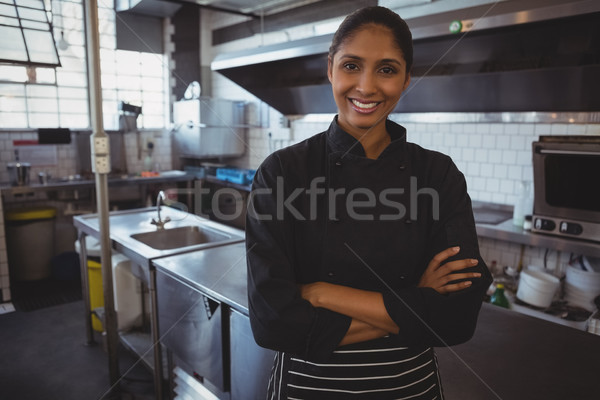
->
[0,0,60,67]
[0,0,168,130]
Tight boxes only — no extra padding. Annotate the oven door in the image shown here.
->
[532,140,600,240]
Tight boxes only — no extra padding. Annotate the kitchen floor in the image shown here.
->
[0,298,155,400]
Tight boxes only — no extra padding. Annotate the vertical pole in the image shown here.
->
[83,0,119,389]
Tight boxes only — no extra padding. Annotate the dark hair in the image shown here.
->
[329,6,413,73]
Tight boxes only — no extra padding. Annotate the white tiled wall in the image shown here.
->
[478,237,572,277]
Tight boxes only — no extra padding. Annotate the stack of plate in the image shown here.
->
[564,265,600,311]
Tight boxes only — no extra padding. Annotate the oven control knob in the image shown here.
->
[535,218,555,231]
[559,221,583,235]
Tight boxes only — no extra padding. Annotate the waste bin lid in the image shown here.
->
[5,207,56,221]
[74,236,102,257]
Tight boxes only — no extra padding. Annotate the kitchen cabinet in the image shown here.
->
[156,270,227,392]
[229,309,275,399]
[153,243,274,399]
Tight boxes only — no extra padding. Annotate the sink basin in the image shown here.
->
[130,225,231,250]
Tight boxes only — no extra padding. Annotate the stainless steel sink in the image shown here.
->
[130,225,231,250]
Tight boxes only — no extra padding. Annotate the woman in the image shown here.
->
[246,6,492,399]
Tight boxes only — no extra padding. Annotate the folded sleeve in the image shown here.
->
[246,154,351,362]
[382,157,493,347]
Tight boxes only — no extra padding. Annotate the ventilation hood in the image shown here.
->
[211,0,600,115]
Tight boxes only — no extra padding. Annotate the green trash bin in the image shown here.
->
[5,207,56,281]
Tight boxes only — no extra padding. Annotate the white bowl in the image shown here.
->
[517,269,560,308]
[566,265,600,287]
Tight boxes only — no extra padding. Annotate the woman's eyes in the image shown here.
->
[341,63,396,75]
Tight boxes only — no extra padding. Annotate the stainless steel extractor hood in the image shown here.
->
[211,0,600,115]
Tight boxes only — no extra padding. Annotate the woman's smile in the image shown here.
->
[350,98,381,113]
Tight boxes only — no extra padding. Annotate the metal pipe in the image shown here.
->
[83,0,119,389]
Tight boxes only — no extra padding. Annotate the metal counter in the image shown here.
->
[471,201,600,258]
[152,242,248,314]
[0,172,194,196]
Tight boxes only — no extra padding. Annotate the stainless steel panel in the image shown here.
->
[156,270,227,392]
[172,98,246,159]
[230,309,275,400]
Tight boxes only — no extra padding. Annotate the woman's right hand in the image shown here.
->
[418,247,481,294]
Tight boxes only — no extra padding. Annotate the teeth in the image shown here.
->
[352,99,378,109]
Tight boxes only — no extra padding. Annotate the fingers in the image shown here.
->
[437,280,474,294]
[425,246,460,274]
[430,246,460,267]
[438,258,479,275]
[441,271,482,284]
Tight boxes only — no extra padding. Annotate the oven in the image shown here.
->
[532,136,600,242]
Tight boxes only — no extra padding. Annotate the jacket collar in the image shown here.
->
[326,116,407,158]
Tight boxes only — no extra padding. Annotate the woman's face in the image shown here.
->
[328,24,411,137]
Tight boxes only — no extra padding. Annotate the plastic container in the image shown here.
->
[87,259,104,332]
[75,238,143,332]
[516,269,560,308]
[112,253,143,331]
[5,207,56,281]
[216,168,256,185]
[75,236,104,331]
[512,180,532,227]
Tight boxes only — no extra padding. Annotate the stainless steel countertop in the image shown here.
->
[470,200,600,258]
[477,218,600,258]
[0,171,194,195]
[152,242,248,313]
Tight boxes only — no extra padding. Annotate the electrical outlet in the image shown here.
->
[92,136,109,154]
[93,154,111,174]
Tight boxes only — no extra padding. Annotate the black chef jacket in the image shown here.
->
[246,117,492,363]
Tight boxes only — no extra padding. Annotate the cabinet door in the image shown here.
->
[157,271,226,391]
[230,309,275,400]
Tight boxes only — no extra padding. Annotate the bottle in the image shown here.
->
[513,180,533,227]
[490,284,510,309]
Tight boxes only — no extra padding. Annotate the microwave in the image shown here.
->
[532,136,600,243]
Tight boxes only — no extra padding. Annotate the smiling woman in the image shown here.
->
[246,5,492,400]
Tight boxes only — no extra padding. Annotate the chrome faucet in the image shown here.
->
[151,190,171,230]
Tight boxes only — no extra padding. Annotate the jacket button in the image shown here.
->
[335,160,342,166]
[404,219,412,224]
[327,271,335,277]
[399,163,406,170]
[399,275,405,280]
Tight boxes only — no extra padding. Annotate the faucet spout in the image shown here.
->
[151,190,171,230]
